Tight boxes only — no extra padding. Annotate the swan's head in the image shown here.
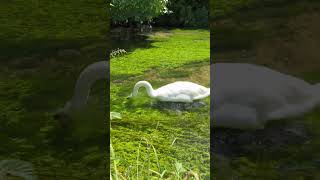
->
[61,101,72,113]
[53,101,71,120]
[127,81,156,99]
[127,93,133,99]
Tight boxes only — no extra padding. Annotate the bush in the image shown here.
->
[154,0,209,27]
[111,0,169,25]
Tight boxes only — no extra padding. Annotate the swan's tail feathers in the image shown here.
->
[194,88,211,100]
[311,83,320,101]
[269,83,320,120]
[268,97,319,120]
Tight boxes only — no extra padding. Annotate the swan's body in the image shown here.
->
[212,63,320,129]
[128,81,210,102]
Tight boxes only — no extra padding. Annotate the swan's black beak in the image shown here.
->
[127,94,133,99]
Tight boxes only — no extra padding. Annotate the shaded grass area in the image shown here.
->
[213,108,320,179]
[0,53,109,179]
[211,0,320,51]
[0,0,109,60]
[210,0,320,20]
[0,0,109,179]
[110,29,210,179]
[0,0,108,40]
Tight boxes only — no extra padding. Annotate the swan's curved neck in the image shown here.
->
[69,61,109,110]
[133,81,156,98]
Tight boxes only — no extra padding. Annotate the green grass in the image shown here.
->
[111,29,210,77]
[212,108,320,180]
[110,29,210,179]
[0,0,109,41]
[210,0,320,51]
[210,0,320,20]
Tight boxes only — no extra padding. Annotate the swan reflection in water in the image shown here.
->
[58,61,320,130]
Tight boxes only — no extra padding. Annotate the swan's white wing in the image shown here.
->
[213,63,312,109]
[212,63,316,128]
[155,81,209,102]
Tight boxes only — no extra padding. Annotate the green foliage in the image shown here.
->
[155,0,209,27]
[111,0,169,23]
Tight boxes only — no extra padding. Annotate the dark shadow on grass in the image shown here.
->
[211,1,320,52]
[122,98,208,114]
[211,0,320,21]
[111,60,209,82]
[212,118,309,157]
[0,37,109,62]
[111,120,157,133]
[111,32,156,53]
[151,101,208,112]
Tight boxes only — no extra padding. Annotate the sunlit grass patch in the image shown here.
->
[110,29,210,77]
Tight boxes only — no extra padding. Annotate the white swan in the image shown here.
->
[128,81,210,102]
[212,63,320,130]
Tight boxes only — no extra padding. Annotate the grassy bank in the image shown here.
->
[110,29,210,179]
